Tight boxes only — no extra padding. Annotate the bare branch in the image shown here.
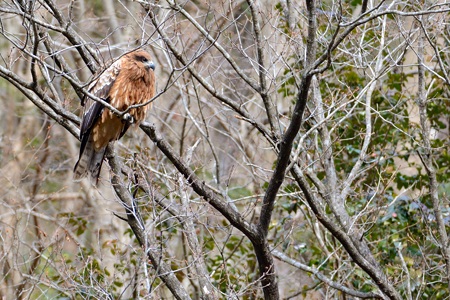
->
[43,0,100,73]
[416,27,450,291]
[247,0,280,136]
[259,0,317,238]
[0,64,79,136]
[290,165,400,299]
[140,122,258,240]
[272,249,383,299]
[106,147,193,300]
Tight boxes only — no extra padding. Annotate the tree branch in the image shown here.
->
[43,0,100,73]
[106,147,193,300]
[290,165,400,299]
[140,122,258,241]
[247,0,280,136]
[416,28,450,291]
[272,249,383,299]
[166,0,260,92]
[139,122,282,299]
[0,65,79,137]
[142,2,277,147]
[258,0,317,238]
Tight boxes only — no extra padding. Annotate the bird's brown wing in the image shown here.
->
[74,59,121,181]
[78,60,121,157]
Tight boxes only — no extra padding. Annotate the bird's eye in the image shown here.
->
[135,55,148,63]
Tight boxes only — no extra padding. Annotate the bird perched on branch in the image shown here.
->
[74,49,156,183]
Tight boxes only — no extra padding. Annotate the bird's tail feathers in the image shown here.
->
[88,147,106,184]
[73,136,106,184]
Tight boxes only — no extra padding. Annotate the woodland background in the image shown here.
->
[0,0,449,299]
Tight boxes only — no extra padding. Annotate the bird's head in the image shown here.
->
[132,50,155,71]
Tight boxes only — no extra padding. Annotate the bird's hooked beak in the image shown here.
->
[145,60,155,71]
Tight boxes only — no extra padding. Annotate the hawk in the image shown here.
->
[74,49,156,182]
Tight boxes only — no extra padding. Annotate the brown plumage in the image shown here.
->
[74,49,156,183]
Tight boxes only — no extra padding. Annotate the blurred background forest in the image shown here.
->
[0,0,449,299]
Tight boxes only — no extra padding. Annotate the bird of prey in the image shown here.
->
[74,49,156,183]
